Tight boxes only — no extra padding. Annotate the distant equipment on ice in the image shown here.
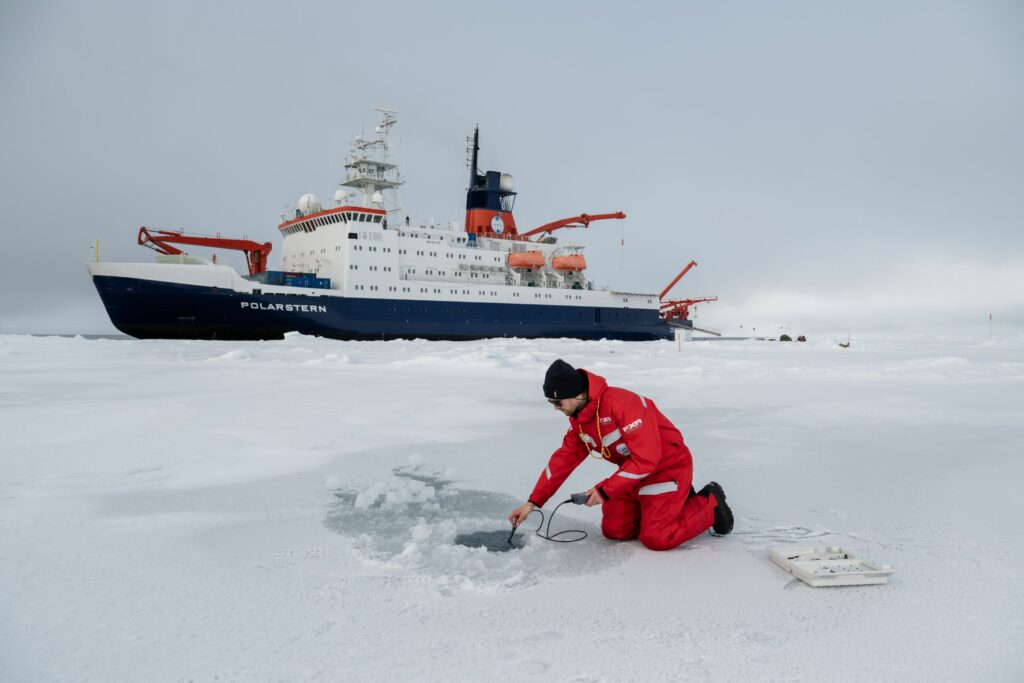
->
[770,546,894,587]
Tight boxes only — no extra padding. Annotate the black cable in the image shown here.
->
[527,499,588,543]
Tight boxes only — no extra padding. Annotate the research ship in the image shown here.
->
[88,110,712,341]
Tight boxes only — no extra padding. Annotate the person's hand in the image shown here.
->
[585,487,604,507]
[508,502,536,526]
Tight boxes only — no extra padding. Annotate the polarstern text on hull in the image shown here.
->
[87,109,716,341]
[240,301,328,313]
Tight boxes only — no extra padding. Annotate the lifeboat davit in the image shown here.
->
[508,251,545,269]
[552,255,587,272]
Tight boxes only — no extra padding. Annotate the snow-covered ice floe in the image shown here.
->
[1,333,1022,681]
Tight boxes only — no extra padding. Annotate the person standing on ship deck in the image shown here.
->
[509,359,734,550]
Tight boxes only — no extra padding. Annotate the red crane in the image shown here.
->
[660,297,719,322]
[519,212,626,239]
[137,227,273,276]
[659,260,697,300]
[658,259,718,322]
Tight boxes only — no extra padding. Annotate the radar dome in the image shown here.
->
[297,194,321,215]
[370,191,384,206]
[333,189,346,205]
[499,173,516,192]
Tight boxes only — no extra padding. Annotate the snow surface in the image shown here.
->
[1,333,1022,681]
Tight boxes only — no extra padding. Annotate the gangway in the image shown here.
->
[690,323,722,336]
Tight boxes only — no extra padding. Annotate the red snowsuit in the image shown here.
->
[528,370,716,551]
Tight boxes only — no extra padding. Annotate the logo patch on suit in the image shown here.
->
[600,417,613,425]
[623,418,643,433]
[615,443,632,456]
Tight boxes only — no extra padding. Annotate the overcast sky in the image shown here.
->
[1,0,1021,336]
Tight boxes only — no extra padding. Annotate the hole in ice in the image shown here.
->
[324,464,627,592]
[454,530,525,552]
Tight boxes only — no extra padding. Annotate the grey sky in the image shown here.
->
[1,0,1021,335]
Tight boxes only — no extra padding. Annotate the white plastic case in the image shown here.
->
[770,545,894,587]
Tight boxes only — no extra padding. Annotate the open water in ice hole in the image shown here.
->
[326,466,541,555]
[322,465,631,590]
[454,530,525,552]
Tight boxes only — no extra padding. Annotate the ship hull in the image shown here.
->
[92,274,675,341]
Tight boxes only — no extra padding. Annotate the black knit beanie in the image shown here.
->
[543,359,587,399]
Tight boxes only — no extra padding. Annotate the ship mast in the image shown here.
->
[340,108,405,215]
[468,125,480,187]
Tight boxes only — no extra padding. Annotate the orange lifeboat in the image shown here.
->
[508,251,545,269]
[552,255,587,272]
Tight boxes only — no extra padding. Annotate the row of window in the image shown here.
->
[396,231,470,245]
[349,231,385,241]
[283,211,384,236]
[344,212,384,224]
[350,265,389,271]
[347,233,504,263]
[396,268,498,280]
[343,283,587,302]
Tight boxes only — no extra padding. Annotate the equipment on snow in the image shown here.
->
[770,546,894,587]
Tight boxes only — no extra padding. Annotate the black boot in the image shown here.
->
[698,481,734,535]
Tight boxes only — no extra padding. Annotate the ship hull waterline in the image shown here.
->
[92,275,678,342]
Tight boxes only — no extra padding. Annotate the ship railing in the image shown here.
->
[505,280,585,291]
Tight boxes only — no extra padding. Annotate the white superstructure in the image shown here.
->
[273,110,658,311]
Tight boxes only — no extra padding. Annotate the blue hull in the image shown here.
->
[92,275,677,341]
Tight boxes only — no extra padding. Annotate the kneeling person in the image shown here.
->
[508,359,733,550]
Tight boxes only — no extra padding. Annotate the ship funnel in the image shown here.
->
[464,128,518,237]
